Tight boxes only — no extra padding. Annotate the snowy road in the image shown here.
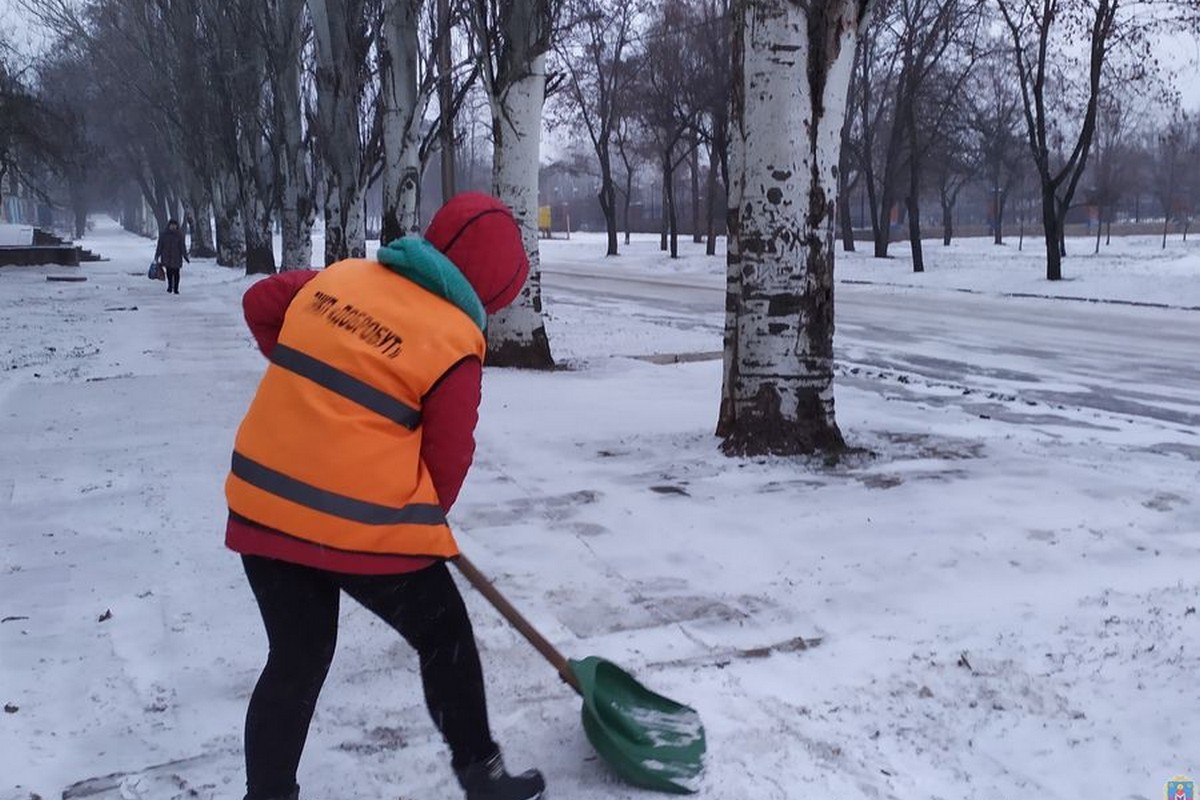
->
[542,264,1200,432]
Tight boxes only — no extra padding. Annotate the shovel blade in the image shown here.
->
[569,656,705,794]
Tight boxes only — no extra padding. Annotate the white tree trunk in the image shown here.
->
[239,135,277,275]
[379,0,425,244]
[280,180,315,270]
[186,187,216,258]
[486,53,554,368]
[718,0,868,455]
[138,196,156,238]
[212,171,246,268]
[311,0,367,265]
[275,0,316,270]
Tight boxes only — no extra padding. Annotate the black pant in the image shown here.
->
[165,267,180,293]
[241,555,497,800]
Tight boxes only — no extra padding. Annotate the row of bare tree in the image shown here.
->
[6,0,1197,282]
[548,0,1199,281]
[13,0,560,366]
[2,0,1197,452]
[840,0,1199,279]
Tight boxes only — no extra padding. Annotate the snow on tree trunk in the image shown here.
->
[120,189,154,238]
[311,0,367,265]
[718,0,869,456]
[213,172,246,268]
[379,0,424,245]
[280,195,314,270]
[486,53,554,369]
[187,191,217,258]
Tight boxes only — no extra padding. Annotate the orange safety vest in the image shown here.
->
[225,258,485,559]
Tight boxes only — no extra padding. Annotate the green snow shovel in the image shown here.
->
[453,555,706,794]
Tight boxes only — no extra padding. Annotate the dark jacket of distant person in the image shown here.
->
[154,220,189,270]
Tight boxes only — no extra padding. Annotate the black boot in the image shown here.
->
[455,752,545,800]
[244,787,298,800]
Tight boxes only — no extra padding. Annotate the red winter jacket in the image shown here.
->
[225,269,483,574]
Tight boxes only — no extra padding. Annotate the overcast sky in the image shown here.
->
[2,2,1197,111]
[1161,30,1200,109]
[1,2,48,57]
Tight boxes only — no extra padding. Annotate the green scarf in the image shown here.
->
[375,236,487,332]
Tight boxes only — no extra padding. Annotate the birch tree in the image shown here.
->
[207,0,278,273]
[29,0,180,235]
[264,0,317,270]
[377,0,474,242]
[378,0,427,242]
[310,0,373,264]
[718,0,872,456]
[213,170,247,267]
[471,0,563,367]
[21,0,279,268]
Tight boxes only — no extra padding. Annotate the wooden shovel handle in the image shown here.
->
[452,554,582,695]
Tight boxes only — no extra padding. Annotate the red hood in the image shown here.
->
[425,192,530,314]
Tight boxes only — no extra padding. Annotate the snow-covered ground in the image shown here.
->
[1,217,1198,800]
[543,229,1200,310]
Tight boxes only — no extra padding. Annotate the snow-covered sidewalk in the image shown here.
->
[1,218,1197,800]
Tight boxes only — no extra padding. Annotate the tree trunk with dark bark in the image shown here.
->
[719,0,869,456]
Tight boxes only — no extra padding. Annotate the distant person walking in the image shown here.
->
[154,219,189,294]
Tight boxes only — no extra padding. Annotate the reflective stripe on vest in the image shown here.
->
[227,260,485,560]
[271,344,421,429]
[230,452,445,526]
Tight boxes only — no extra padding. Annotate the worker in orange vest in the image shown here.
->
[225,192,543,800]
